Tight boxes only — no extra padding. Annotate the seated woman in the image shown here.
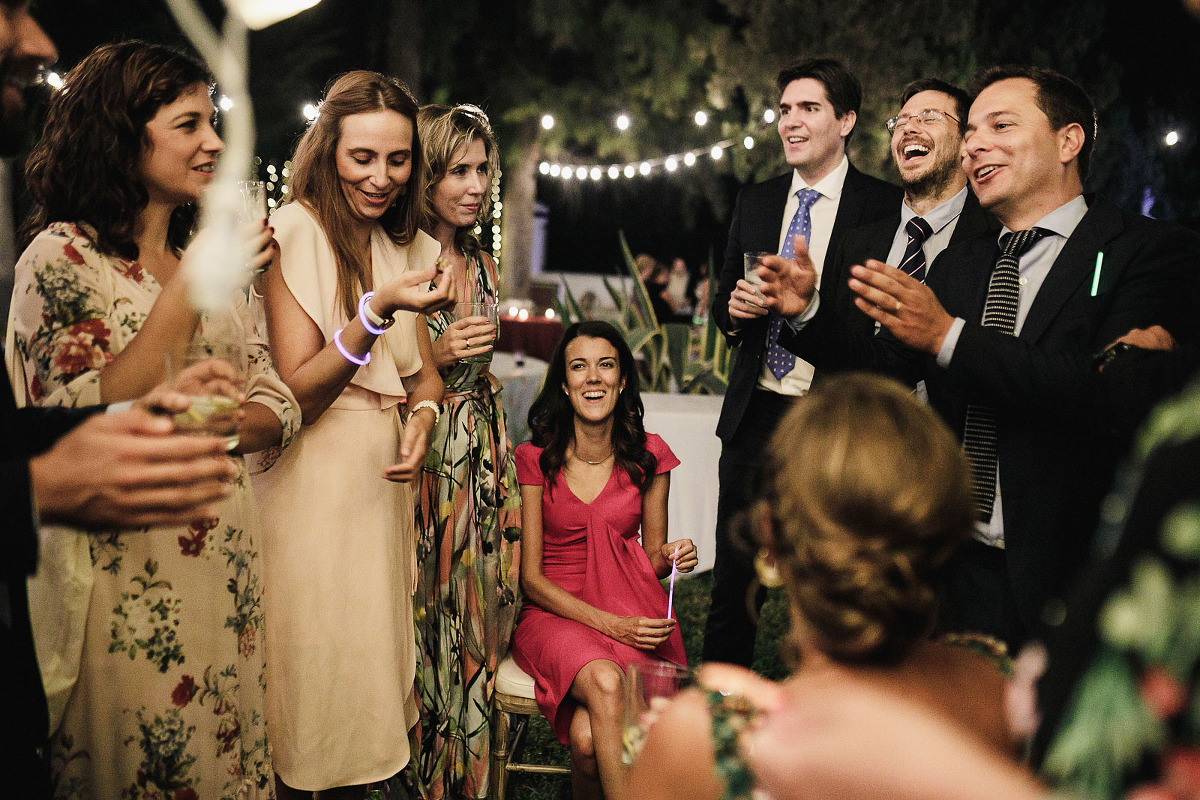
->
[625,373,1015,800]
[511,320,697,800]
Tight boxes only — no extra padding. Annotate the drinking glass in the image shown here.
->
[743,251,772,297]
[164,341,247,451]
[236,180,268,224]
[622,660,689,765]
[454,301,499,364]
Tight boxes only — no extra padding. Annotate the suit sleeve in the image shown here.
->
[712,187,746,340]
[946,224,1200,419]
[777,286,925,388]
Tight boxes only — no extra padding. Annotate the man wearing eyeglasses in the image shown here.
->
[706,57,901,668]
[755,66,1200,647]
[823,79,995,340]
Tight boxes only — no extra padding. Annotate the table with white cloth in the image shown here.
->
[491,351,549,446]
[642,392,722,574]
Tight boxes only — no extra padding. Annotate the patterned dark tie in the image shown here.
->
[898,216,934,282]
[962,228,1046,522]
[766,188,822,380]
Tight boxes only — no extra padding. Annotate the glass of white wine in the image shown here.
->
[622,660,689,765]
[164,341,246,451]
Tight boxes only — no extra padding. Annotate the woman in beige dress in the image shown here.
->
[252,70,455,799]
[7,41,292,799]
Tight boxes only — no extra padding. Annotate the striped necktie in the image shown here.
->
[899,216,934,282]
[766,188,822,380]
[962,228,1046,522]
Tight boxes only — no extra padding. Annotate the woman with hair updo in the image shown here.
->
[7,40,290,798]
[252,70,454,798]
[624,372,1015,800]
[511,320,697,800]
[410,103,521,800]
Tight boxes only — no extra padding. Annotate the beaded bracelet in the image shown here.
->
[333,327,371,366]
[358,291,394,335]
[409,399,442,427]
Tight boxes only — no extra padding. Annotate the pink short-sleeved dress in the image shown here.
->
[510,433,687,743]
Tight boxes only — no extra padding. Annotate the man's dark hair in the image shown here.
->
[899,78,973,135]
[776,57,861,143]
[973,65,1097,179]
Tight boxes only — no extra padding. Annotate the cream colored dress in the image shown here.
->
[251,202,438,790]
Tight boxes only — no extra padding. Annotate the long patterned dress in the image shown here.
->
[412,251,522,799]
[5,222,299,800]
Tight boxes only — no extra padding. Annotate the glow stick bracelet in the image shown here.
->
[666,543,680,619]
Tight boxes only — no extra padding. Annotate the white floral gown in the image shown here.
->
[6,222,299,800]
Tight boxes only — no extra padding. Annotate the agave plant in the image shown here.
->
[554,232,731,395]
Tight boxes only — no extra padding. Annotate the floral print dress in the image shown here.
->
[412,251,521,799]
[6,222,299,800]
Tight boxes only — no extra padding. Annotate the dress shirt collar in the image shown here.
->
[900,186,969,236]
[789,155,849,202]
[998,194,1088,243]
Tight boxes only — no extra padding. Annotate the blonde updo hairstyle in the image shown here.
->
[416,103,498,259]
[754,373,974,665]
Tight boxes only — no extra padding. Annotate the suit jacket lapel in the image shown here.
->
[932,236,997,321]
[1021,199,1124,342]
[829,165,868,271]
[751,174,793,255]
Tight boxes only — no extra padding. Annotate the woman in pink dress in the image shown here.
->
[511,320,698,800]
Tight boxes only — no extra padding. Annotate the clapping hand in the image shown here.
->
[757,234,819,319]
[846,260,954,355]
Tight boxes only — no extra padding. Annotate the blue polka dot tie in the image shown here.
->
[766,188,822,380]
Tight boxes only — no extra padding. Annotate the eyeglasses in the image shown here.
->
[885,109,959,133]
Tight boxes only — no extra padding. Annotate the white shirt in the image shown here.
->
[759,155,850,396]
[884,186,970,272]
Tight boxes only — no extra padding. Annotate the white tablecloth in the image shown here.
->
[643,392,722,574]
[491,351,548,446]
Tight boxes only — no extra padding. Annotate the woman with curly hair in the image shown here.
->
[510,320,697,800]
[6,41,291,799]
[409,103,521,800]
[251,70,454,799]
[624,372,1016,800]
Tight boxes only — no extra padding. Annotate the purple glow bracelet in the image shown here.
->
[333,327,370,366]
[357,291,392,335]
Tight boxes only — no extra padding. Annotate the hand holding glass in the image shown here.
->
[743,252,772,298]
[164,343,247,451]
[454,302,499,364]
[622,660,689,764]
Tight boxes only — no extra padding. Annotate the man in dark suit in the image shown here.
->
[0,5,241,795]
[757,65,1200,646]
[703,57,902,666]
[826,78,994,338]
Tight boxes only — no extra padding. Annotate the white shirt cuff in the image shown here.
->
[936,317,966,368]
[784,289,821,332]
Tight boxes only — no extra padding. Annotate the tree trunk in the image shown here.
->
[499,123,540,301]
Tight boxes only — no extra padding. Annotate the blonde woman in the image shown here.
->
[410,103,521,799]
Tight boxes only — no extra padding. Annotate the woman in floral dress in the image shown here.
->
[6,42,295,800]
[410,104,522,799]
